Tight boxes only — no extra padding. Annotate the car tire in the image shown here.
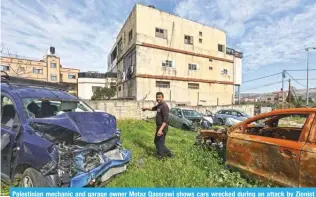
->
[218,119,224,125]
[20,168,49,187]
[181,124,190,131]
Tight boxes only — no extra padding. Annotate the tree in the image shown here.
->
[91,87,116,100]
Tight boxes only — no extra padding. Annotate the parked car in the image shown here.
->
[1,73,131,187]
[202,108,316,187]
[214,109,251,125]
[169,107,212,130]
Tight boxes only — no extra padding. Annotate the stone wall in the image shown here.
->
[85,100,255,120]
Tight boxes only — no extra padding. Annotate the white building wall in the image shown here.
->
[78,78,107,100]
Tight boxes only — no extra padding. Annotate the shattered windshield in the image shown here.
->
[182,110,202,118]
[23,98,94,118]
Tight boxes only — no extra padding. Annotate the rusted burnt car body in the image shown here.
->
[225,108,316,187]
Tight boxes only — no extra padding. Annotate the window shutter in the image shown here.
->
[172,60,176,68]
[196,64,200,70]
[123,71,126,80]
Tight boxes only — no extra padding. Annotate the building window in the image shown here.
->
[199,38,202,43]
[199,31,202,36]
[155,27,167,39]
[128,29,133,43]
[222,69,228,75]
[50,75,57,81]
[184,35,193,45]
[218,44,225,52]
[188,83,199,90]
[209,66,213,70]
[18,67,25,72]
[118,38,123,54]
[1,65,10,71]
[156,81,170,88]
[33,68,43,74]
[92,86,102,92]
[50,63,56,68]
[162,60,173,67]
[68,74,76,79]
[118,86,122,91]
[188,63,198,70]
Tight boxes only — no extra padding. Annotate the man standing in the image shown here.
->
[142,92,174,160]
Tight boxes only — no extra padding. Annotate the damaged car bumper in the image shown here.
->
[69,148,131,188]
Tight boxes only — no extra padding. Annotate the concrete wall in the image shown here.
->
[84,100,254,120]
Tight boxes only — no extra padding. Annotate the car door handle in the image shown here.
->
[280,149,296,158]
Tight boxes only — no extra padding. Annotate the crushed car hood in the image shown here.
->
[185,116,203,121]
[28,112,117,143]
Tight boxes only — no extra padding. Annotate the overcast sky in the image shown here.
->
[1,0,316,93]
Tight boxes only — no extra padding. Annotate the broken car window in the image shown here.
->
[244,114,309,141]
[23,98,93,118]
[1,96,20,129]
[182,110,201,118]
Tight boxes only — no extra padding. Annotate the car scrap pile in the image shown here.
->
[195,127,229,146]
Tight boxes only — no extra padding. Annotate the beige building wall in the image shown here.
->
[1,54,80,95]
[136,78,234,105]
[135,46,234,82]
[135,4,229,60]
[110,4,241,106]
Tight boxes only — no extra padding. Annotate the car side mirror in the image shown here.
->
[178,114,182,118]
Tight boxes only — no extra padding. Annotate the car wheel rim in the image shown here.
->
[22,176,33,187]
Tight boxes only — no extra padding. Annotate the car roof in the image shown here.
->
[1,83,78,100]
[173,107,197,111]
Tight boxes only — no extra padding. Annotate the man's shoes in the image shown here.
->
[156,155,164,160]
[167,152,175,158]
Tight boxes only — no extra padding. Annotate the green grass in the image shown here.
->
[106,119,267,187]
[1,120,269,195]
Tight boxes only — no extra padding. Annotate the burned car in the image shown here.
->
[1,75,131,187]
[197,108,316,187]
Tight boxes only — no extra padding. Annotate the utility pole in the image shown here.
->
[305,47,316,107]
[281,70,286,109]
[306,49,310,107]
[288,79,291,108]
[238,85,241,105]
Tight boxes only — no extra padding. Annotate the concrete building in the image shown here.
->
[78,71,117,100]
[263,91,288,104]
[0,47,80,95]
[107,4,243,106]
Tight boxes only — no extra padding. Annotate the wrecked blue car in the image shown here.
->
[1,73,131,187]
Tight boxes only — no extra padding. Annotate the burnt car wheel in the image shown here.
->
[218,119,224,125]
[20,168,49,187]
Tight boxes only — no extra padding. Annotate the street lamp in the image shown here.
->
[305,47,316,107]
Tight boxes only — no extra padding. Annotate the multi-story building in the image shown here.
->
[107,4,243,106]
[0,47,80,95]
[263,91,288,104]
[78,71,117,100]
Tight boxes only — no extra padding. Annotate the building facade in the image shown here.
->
[78,72,117,100]
[0,47,80,95]
[108,4,242,106]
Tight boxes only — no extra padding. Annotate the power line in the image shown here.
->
[242,80,283,92]
[286,69,316,72]
[242,72,282,83]
[285,71,306,88]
